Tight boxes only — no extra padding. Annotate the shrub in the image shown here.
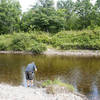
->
[42,80,53,87]
[30,33,51,44]
[42,79,75,92]
[0,30,100,51]
[0,43,8,50]
[36,34,51,44]
[52,31,100,50]
[10,37,26,51]
[30,42,47,54]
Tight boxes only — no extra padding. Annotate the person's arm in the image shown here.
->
[35,67,37,71]
[34,64,37,72]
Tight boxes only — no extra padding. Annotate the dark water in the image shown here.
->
[0,54,100,100]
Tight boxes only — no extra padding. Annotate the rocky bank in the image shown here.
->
[0,84,88,100]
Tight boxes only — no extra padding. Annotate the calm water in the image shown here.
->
[0,54,100,100]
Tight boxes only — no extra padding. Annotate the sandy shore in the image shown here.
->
[0,84,88,100]
[0,49,100,57]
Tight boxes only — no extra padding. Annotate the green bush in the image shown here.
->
[36,34,51,44]
[10,36,26,51]
[30,33,51,44]
[42,79,75,92]
[42,80,53,87]
[6,33,47,53]
[31,42,47,54]
[52,31,100,50]
[0,43,8,50]
[60,43,78,50]
[0,30,100,51]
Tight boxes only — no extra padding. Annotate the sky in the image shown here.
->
[19,0,96,12]
[19,0,36,12]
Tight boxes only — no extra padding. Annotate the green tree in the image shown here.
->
[93,0,100,26]
[96,0,100,8]
[21,0,66,33]
[57,0,78,30]
[75,0,93,29]
[37,0,54,8]
[20,0,100,32]
[0,0,21,34]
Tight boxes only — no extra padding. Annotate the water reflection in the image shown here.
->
[0,54,100,100]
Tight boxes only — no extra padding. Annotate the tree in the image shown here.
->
[21,0,66,33]
[96,0,100,8]
[57,0,78,30]
[94,0,100,26]
[20,0,100,32]
[0,0,21,34]
[75,0,93,29]
[36,0,54,8]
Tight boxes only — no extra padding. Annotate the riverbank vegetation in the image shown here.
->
[0,30,100,54]
[52,30,100,50]
[0,32,48,53]
[0,0,100,53]
[42,79,75,92]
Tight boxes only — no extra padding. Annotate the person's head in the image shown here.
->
[32,62,35,64]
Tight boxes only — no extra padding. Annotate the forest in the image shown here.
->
[0,0,100,53]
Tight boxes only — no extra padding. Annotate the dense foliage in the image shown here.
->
[0,0,100,52]
[51,30,100,50]
[0,32,48,53]
[20,0,100,33]
[0,30,100,53]
[0,0,21,34]
[0,0,100,33]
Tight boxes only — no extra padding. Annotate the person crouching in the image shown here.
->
[25,62,37,87]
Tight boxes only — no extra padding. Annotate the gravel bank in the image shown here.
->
[0,84,88,100]
[0,49,100,57]
[43,49,100,57]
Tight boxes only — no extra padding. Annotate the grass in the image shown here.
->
[42,79,75,92]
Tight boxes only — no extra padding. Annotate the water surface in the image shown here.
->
[0,54,100,100]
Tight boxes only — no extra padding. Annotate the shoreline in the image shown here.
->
[0,84,88,100]
[43,49,100,57]
[0,51,33,55]
[0,49,100,57]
